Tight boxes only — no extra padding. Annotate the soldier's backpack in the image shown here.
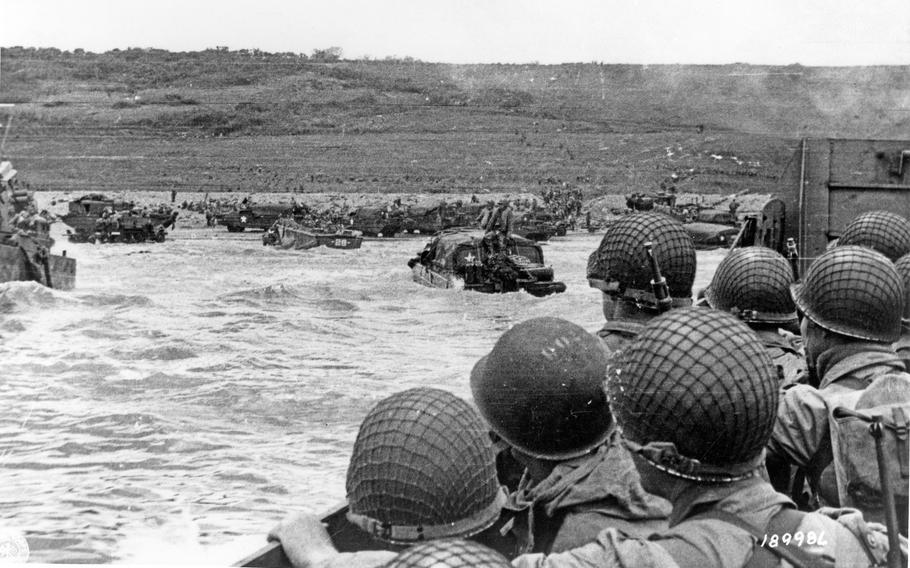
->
[828,373,910,535]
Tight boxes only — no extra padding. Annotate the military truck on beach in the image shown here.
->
[219,203,306,232]
[61,194,177,243]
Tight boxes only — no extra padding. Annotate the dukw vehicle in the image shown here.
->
[0,160,76,289]
[262,218,363,250]
[61,194,177,243]
[220,204,307,233]
[407,228,566,297]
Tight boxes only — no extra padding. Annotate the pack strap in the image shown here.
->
[889,406,909,479]
[688,507,832,568]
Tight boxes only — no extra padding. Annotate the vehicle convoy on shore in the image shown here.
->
[407,228,566,297]
[61,194,178,243]
[0,160,76,289]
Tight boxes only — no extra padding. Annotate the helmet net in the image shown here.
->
[606,308,778,467]
[838,210,910,262]
[588,213,696,298]
[346,388,501,538]
[383,539,512,568]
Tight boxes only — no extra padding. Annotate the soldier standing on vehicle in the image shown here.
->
[492,199,514,252]
[766,246,909,512]
[511,308,898,568]
[476,200,495,229]
[471,317,669,554]
[586,212,696,351]
[702,247,807,387]
[482,201,506,256]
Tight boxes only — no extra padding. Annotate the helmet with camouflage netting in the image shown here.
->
[587,213,696,310]
[471,317,613,460]
[346,388,506,545]
[703,247,797,324]
[383,539,511,568]
[791,246,904,343]
[605,308,778,483]
[837,211,910,262]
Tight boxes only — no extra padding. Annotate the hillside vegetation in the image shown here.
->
[1,47,907,197]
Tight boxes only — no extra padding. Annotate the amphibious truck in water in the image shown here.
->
[407,228,566,297]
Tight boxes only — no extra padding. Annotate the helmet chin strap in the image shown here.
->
[620,436,764,484]
[612,288,692,314]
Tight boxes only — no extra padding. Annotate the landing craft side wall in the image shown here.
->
[782,139,910,274]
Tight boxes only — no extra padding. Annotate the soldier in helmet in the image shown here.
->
[587,212,696,351]
[476,200,495,230]
[485,199,514,253]
[470,317,669,554]
[269,388,517,567]
[702,247,807,387]
[766,246,910,511]
[510,308,896,568]
[837,210,910,262]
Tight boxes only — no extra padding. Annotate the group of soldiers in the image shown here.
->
[267,209,910,567]
[542,186,583,220]
[476,199,516,256]
[7,204,53,239]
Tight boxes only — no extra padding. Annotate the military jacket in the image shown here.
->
[511,477,888,568]
[505,430,670,554]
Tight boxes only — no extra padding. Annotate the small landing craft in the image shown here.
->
[262,219,363,250]
[407,228,566,297]
[0,160,76,290]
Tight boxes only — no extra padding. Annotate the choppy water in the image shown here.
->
[0,223,725,563]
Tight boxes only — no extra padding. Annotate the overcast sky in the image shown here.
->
[4,0,909,66]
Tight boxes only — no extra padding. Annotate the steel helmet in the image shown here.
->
[838,211,910,262]
[470,317,613,460]
[703,247,797,324]
[791,246,904,343]
[894,254,910,327]
[606,308,778,482]
[346,388,506,545]
[587,212,696,307]
[383,539,512,568]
